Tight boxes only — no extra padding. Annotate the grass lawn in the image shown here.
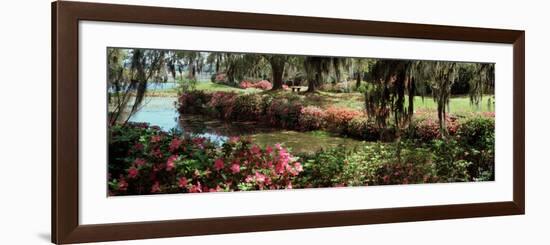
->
[194,81,262,93]
[297,91,494,114]
[144,81,260,97]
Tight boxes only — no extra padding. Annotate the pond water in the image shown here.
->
[128,97,366,154]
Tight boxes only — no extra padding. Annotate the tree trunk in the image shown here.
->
[355,72,362,89]
[270,59,285,90]
[307,73,321,93]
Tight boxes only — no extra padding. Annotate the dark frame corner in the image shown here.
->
[52,1,525,244]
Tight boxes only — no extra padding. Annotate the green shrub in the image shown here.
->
[430,139,472,182]
[456,117,495,180]
[231,93,264,120]
[341,142,436,186]
[296,146,349,188]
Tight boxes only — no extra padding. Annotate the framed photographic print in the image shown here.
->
[52,1,525,244]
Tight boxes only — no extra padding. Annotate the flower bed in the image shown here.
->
[109,120,495,196]
[176,91,494,144]
[108,123,303,196]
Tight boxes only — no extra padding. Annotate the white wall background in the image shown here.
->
[0,0,547,244]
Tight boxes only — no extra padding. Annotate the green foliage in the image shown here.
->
[176,78,197,92]
[231,93,264,120]
[430,139,471,182]
[457,117,495,180]
[297,146,349,187]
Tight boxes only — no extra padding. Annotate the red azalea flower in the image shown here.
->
[169,138,182,152]
[214,158,224,171]
[132,143,144,151]
[151,182,161,193]
[127,167,139,179]
[133,158,146,167]
[151,148,163,158]
[250,145,261,155]
[178,177,188,188]
[118,178,128,191]
[192,137,205,146]
[166,155,178,171]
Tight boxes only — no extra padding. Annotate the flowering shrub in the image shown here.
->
[409,116,460,141]
[346,117,379,141]
[239,80,254,89]
[231,94,264,120]
[108,124,303,196]
[213,73,227,84]
[266,97,303,128]
[253,80,273,90]
[324,106,362,133]
[206,91,238,119]
[177,90,212,114]
[239,80,273,90]
[298,106,326,131]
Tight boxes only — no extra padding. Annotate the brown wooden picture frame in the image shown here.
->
[52,1,525,244]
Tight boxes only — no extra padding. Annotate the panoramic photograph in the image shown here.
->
[107,47,495,196]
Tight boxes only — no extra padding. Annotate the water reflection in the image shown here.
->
[128,97,365,154]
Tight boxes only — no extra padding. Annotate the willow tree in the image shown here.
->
[352,58,375,89]
[365,60,417,140]
[416,61,460,137]
[108,48,166,125]
[465,63,495,107]
[303,56,347,93]
[366,59,494,140]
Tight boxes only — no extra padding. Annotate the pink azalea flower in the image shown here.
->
[151,182,161,193]
[118,178,128,191]
[230,163,241,174]
[229,136,239,144]
[294,162,303,172]
[266,146,273,154]
[214,158,224,171]
[286,182,293,189]
[251,145,261,155]
[127,167,139,179]
[275,161,288,174]
[178,177,188,188]
[166,155,178,171]
[254,172,266,183]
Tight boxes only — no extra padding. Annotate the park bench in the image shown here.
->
[291,86,301,92]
